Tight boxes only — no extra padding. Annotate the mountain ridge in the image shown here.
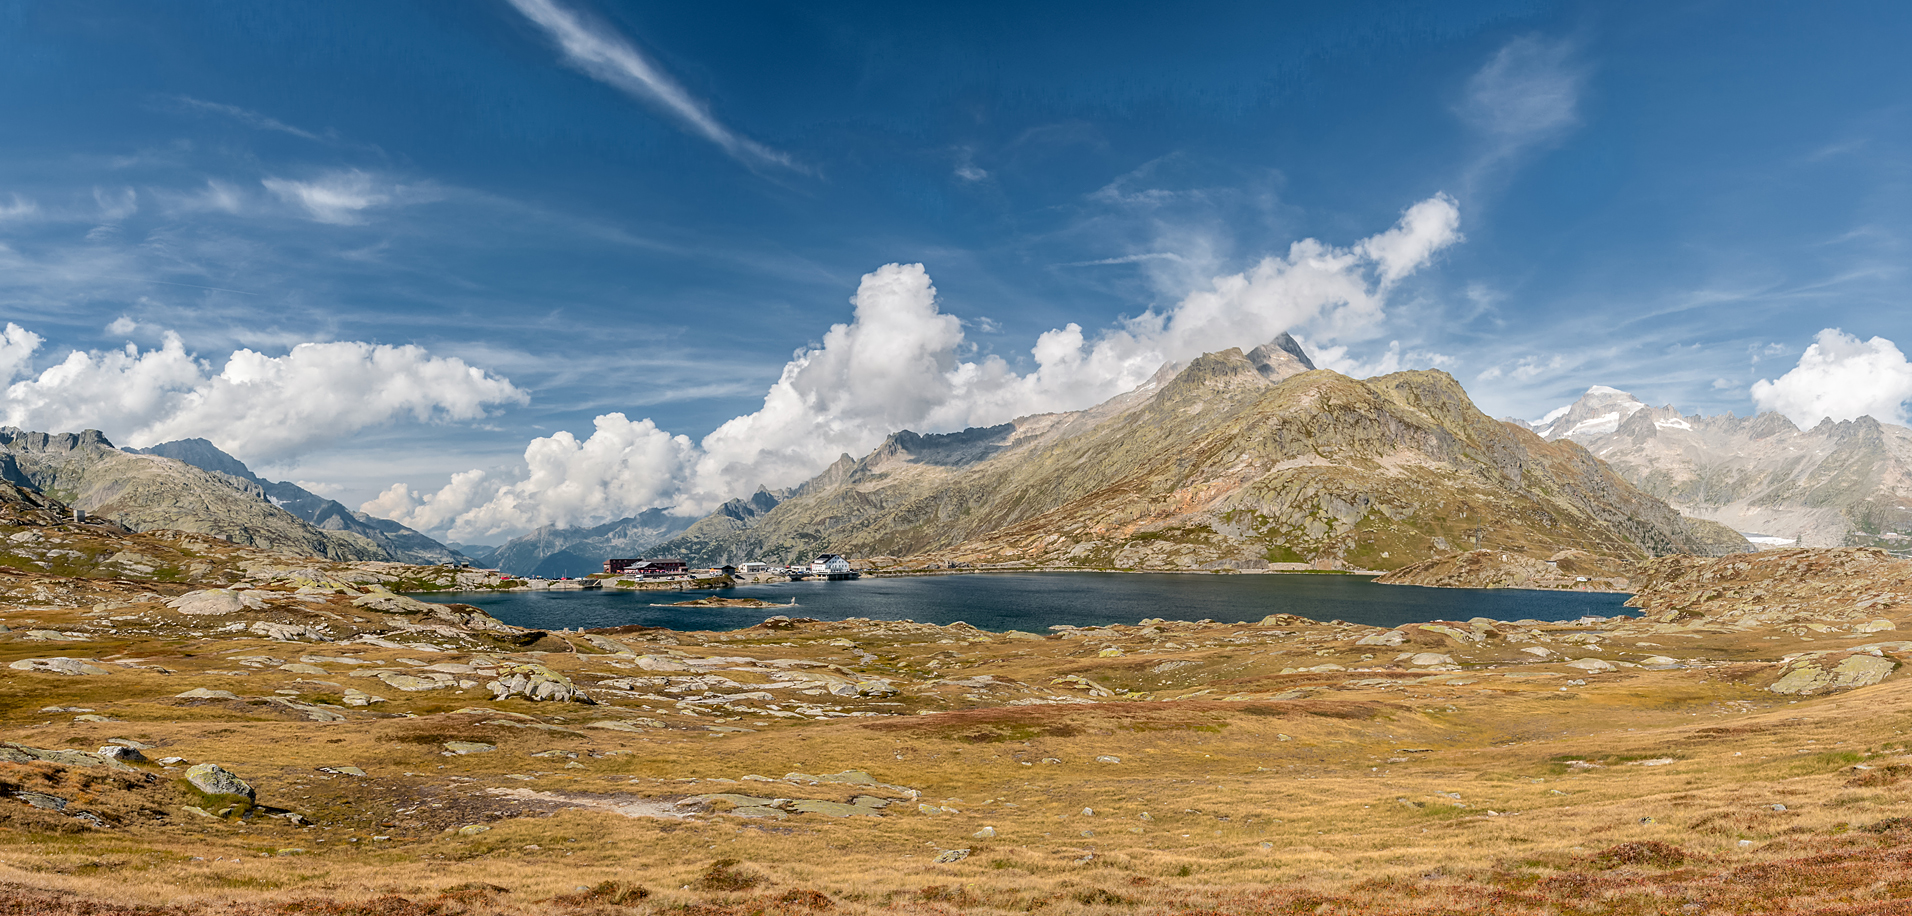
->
[1525,387,1912,550]
[0,427,385,561]
[128,438,467,566]
[648,338,1748,569]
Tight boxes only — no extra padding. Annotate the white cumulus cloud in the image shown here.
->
[1751,328,1912,427]
[0,323,44,384]
[0,329,526,463]
[373,195,1463,540]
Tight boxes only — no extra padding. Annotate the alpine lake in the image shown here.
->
[413,570,1633,633]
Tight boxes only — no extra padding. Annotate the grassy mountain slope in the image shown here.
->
[131,438,466,565]
[653,341,1746,569]
[0,428,384,561]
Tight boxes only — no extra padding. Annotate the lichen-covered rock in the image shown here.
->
[341,688,386,706]
[486,664,594,703]
[9,657,110,676]
[185,763,254,801]
[248,621,331,642]
[176,688,241,700]
[377,672,453,692]
[1771,654,1898,695]
[350,591,440,615]
[167,589,265,616]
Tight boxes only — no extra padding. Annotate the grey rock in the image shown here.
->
[185,763,255,801]
[167,589,265,617]
[932,848,970,864]
[16,791,67,811]
[486,664,593,703]
[175,688,241,700]
[789,799,881,817]
[10,657,111,676]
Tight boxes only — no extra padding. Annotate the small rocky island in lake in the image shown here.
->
[661,596,795,609]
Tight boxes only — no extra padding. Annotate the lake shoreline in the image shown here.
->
[411,569,1636,635]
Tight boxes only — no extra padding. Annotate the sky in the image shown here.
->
[3,1,1911,543]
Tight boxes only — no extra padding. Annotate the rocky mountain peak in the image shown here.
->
[128,438,258,481]
[0,427,117,453]
[1530,385,1649,442]
[1246,332,1316,380]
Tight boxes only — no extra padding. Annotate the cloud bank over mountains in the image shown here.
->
[1752,329,1912,428]
[364,195,1463,539]
[0,327,524,462]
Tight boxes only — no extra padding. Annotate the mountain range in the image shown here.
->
[128,438,465,565]
[1521,387,1912,551]
[0,429,465,565]
[632,335,1748,570]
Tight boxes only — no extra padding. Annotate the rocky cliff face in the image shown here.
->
[0,429,383,561]
[1526,388,1912,549]
[131,438,466,566]
[652,337,1746,570]
[486,508,697,577]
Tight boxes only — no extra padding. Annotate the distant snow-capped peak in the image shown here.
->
[1530,385,1649,442]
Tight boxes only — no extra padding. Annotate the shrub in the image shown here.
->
[1591,841,1688,869]
[548,881,650,906]
[697,859,765,892]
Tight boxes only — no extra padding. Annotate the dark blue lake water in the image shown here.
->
[413,572,1632,633]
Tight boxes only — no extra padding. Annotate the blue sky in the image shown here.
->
[3,1,1910,541]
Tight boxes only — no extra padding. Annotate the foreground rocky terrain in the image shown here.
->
[650,338,1750,574]
[2,479,1911,913]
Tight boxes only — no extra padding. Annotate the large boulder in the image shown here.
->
[185,763,254,801]
[351,592,440,615]
[9,657,110,676]
[486,664,593,703]
[166,589,266,617]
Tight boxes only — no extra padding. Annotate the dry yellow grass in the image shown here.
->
[2,541,1912,913]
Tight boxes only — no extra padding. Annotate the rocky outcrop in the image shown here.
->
[653,337,1744,572]
[1625,547,1910,626]
[1377,549,1634,591]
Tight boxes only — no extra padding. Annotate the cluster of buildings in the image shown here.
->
[600,554,858,580]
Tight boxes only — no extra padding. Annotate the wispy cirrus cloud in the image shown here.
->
[503,0,796,172]
[261,170,436,225]
[1059,252,1191,268]
[166,95,326,142]
[1459,35,1587,192]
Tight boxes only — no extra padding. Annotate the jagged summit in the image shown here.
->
[1247,331,1316,379]
[1529,386,1649,441]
